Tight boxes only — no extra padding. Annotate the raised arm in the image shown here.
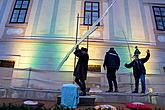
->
[74,49,82,57]
[125,61,134,68]
[141,49,150,63]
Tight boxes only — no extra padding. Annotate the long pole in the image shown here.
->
[121,30,132,61]
[74,14,79,69]
[56,0,117,71]
[121,29,133,92]
[27,67,31,88]
[87,16,90,49]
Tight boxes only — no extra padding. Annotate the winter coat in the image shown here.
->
[103,49,120,70]
[125,52,150,77]
[73,49,89,80]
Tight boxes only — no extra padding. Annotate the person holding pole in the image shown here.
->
[125,49,150,94]
[103,47,120,92]
[73,47,89,96]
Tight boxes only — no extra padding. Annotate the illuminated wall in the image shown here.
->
[25,0,76,37]
[0,0,165,75]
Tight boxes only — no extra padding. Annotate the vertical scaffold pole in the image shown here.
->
[56,0,117,71]
[121,30,133,92]
[74,14,80,70]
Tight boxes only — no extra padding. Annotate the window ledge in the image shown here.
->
[154,29,165,35]
[5,23,28,28]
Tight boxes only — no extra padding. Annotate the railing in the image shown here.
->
[0,67,165,105]
[0,87,59,100]
[0,87,165,105]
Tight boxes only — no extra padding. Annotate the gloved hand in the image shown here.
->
[146,49,150,53]
[124,63,127,67]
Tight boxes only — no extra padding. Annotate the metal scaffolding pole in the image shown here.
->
[56,0,117,71]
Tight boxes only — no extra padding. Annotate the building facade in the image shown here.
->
[0,0,165,92]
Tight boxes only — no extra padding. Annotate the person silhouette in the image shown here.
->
[125,49,150,93]
[103,47,120,92]
[73,47,89,96]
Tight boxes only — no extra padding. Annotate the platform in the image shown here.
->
[57,95,96,106]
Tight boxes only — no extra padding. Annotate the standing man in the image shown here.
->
[125,49,150,93]
[74,47,89,96]
[103,47,120,92]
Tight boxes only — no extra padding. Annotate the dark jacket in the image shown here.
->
[103,49,120,70]
[125,52,150,77]
[73,49,89,80]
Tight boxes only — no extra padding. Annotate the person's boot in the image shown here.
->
[141,91,145,94]
[132,91,138,93]
[80,89,86,96]
[106,89,113,92]
[114,88,118,92]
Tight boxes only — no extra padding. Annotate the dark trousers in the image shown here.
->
[75,78,86,94]
[134,74,146,93]
[107,67,118,91]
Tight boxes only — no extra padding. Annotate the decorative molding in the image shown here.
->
[6,28,24,35]
[143,0,165,5]
[157,35,165,42]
